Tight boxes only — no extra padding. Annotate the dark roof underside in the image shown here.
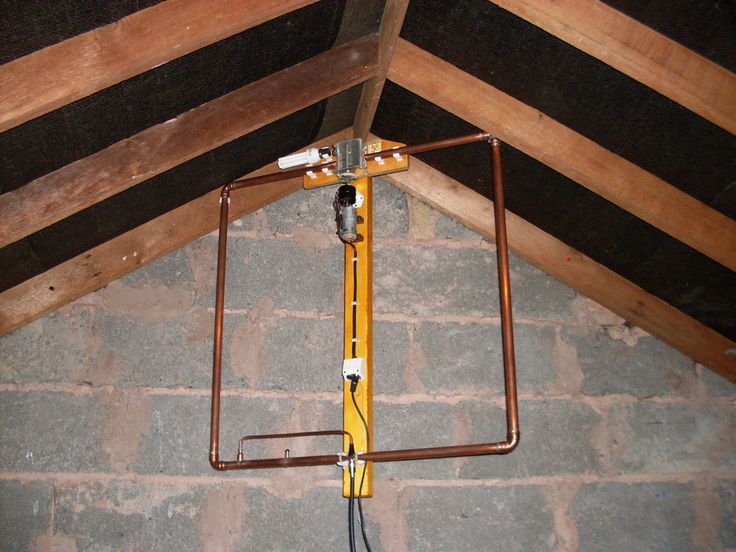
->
[0,0,734,345]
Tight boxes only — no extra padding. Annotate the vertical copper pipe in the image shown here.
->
[210,186,231,470]
[491,139,519,443]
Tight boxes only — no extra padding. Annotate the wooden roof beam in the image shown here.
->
[492,0,736,134]
[0,34,379,250]
[384,156,735,382]
[0,0,320,133]
[389,39,736,272]
[353,0,409,139]
[0,129,352,337]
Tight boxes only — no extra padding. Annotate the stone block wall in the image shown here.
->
[1,180,734,551]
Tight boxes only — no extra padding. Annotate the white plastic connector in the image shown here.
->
[277,147,322,169]
[342,357,365,381]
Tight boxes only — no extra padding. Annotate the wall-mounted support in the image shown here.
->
[341,176,373,497]
[208,133,518,478]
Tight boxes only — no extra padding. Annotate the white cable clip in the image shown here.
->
[375,155,385,165]
[392,152,403,162]
[337,451,351,469]
[306,170,317,180]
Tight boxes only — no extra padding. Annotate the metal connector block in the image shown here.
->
[334,138,365,181]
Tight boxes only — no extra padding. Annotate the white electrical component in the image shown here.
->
[277,147,322,169]
[342,357,365,381]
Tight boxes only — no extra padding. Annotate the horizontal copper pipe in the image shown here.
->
[367,131,491,159]
[210,134,518,472]
[226,132,492,191]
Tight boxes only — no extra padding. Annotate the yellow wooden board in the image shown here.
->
[343,176,373,498]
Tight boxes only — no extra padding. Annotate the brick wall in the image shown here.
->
[1,180,734,551]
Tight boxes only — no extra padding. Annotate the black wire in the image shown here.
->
[347,242,358,359]
[349,465,357,552]
[352,389,373,552]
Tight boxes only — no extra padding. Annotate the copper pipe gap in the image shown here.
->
[236,430,353,463]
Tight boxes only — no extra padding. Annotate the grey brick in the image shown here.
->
[567,327,695,397]
[86,307,212,388]
[415,322,555,394]
[135,394,340,475]
[700,364,736,397]
[261,316,344,392]
[0,479,53,552]
[243,486,357,551]
[406,485,554,552]
[0,391,106,472]
[460,400,603,478]
[719,480,736,549]
[434,210,483,240]
[373,178,409,239]
[373,320,410,395]
[0,307,92,384]
[199,237,342,312]
[52,480,365,552]
[54,480,201,552]
[374,244,499,317]
[508,255,575,321]
[119,247,195,290]
[372,401,457,480]
[606,403,735,474]
[263,186,336,235]
[571,482,694,551]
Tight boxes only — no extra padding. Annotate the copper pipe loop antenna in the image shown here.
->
[209,134,519,471]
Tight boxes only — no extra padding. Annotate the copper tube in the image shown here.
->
[209,133,518,471]
[237,430,353,463]
[225,132,491,191]
[209,189,230,470]
[365,131,491,160]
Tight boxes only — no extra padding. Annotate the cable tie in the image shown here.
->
[336,451,351,469]
[351,338,358,343]
[351,301,358,306]
[352,257,358,262]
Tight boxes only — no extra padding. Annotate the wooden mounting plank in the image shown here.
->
[0,0,319,133]
[383,155,736,382]
[353,0,409,139]
[0,129,351,337]
[389,39,736,272]
[0,34,379,250]
[492,0,736,134]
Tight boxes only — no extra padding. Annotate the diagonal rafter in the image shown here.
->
[353,0,409,139]
[492,0,736,134]
[0,129,351,337]
[389,39,736,272]
[383,156,735,382]
[0,0,320,133]
[0,34,379,250]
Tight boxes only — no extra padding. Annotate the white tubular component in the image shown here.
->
[277,147,321,169]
